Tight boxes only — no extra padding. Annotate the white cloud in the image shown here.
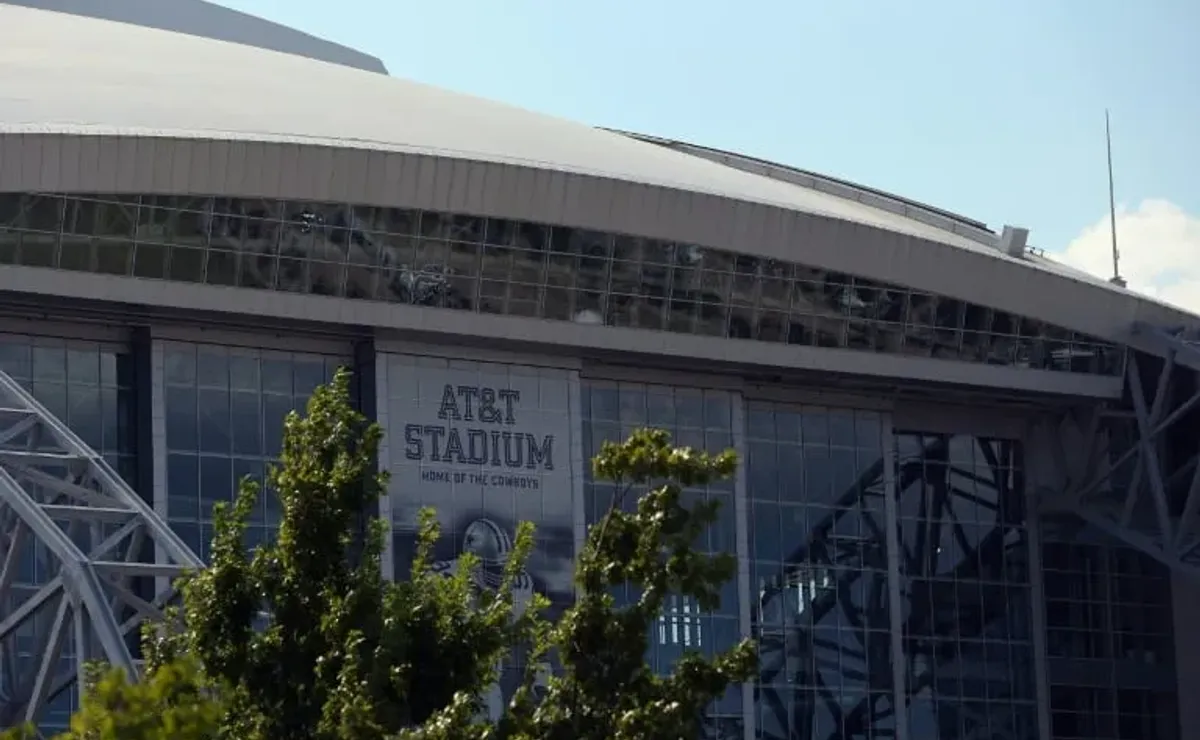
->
[1058,199,1200,316]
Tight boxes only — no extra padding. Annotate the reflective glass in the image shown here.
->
[161,342,342,561]
[746,402,894,740]
[893,431,1037,739]
[0,334,137,733]
[0,193,1123,377]
[583,381,742,739]
[1041,518,1179,739]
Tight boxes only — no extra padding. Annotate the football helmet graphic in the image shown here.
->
[428,517,547,720]
[432,518,536,616]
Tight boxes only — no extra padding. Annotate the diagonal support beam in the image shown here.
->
[1054,324,1200,582]
[1127,355,1181,547]
[1174,454,1200,554]
[1133,321,1200,372]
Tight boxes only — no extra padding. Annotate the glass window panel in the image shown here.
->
[32,346,66,382]
[166,453,199,520]
[197,388,230,454]
[58,235,95,272]
[94,240,133,276]
[231,391,263,456]
[0,342,31,379]
[196,350,228,389]
[168,246,205,282]
[205,249,239,286]
[14,235,57,268]
[508,282,540,317]
[15,195,65,232]
[588,386,619,422]
[478,279,506,314]
[65,348,99,385]
[510,250,544,284]
[446,240,479,276]
[228,355,259,392]
[170,520,203,560]
[675,390,705,428]
[263,393,294,457]
[542,286,572,321]
[66,383,102,449]
[752,502,783,562]
[293,360,328,395]
[827,411,856,448]
[199,455,233,512]
[239,254,277,290]
[261,359,293,395]
[801,412,828,448]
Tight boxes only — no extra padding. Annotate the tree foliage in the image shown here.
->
[2,369,532,740]
[405,428,757,740]
[0,660,220,740]
[149,368,535,740]
[5,371,755,740]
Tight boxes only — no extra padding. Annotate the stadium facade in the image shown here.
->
[1,2,1198,738]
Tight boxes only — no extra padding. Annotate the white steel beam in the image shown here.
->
[0,368,204,730]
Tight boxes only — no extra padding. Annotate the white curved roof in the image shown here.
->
[0,2,1195,349]
[1,0,386,73]
[0,3,995,252]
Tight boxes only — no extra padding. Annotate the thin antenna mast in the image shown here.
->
[1106,110,1126,287]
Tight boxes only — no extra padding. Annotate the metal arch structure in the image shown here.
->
[0,370,204,730]
[1040,322,1200,576]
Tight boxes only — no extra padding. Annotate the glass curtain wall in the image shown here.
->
[1041,518,1179,740]
[0,334,137,730]
[744,402,893,740]
[893,431,1037,739]
[580,381,743,738]
[0,192,1123,377]
[160,342,343,559]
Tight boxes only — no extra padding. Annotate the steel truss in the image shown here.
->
[1042,323,1200,575]
[0,371,203,730]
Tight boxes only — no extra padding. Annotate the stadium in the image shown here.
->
[0,1,1196,738]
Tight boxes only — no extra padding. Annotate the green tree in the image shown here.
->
[407,428,758,740]
[3,368,535,740]
[9,376,755,740]
[0,659,220,740]
[153,368,538,739]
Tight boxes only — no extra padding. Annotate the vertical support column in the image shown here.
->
[353,339,378,423]
[131,327,159,608]
[730,395,755,740]
[881,416,910,740]
[352,339,378,570]
[568,373,587,572]
[1026,487,1053,740]
[374,349,394,581]
[132,327,155,506]
[148,335,170,596]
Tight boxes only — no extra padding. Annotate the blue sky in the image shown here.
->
[222,0,1199,310]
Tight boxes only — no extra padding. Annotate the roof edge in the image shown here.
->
[609,128,998,248]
